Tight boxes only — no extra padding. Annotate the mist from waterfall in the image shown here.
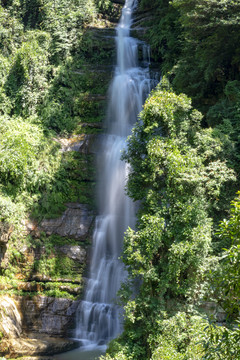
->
[75,0,154,348]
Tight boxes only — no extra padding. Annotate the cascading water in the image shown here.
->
[75,0,154,348]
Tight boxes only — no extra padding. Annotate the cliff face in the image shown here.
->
[0,1,124,357]
[0,295,81,357]
[0,1,160,357]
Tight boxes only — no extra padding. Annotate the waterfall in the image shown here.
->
[75,0,153,348]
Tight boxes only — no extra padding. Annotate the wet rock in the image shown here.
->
[58,285,81,295]
[0,296,22,338]
[0,280,81,359]
[58,245,86,263]
[54,134,96,154]
[30,275,82,284]
[17,243,86,268]
[81,122,102,129]
[16,296,81,337]
[40,203,94,241]
[16,281,82,297]
[1,336,80,357]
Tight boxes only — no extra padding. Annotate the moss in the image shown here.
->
[0,0,116,304]
[0,230,86,301]
[33,255,82,279]
[30,150,96,220]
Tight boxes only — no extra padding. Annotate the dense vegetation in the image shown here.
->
[1,0,240,358]
[0,0,113,298]
[0,0,110,226]
[101,0,240,359]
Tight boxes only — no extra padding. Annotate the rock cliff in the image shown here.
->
[0,1,124,358]
[0,295,80,357]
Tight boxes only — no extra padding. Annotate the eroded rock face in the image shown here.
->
[40,203,94,241]
[58,245,86,262]
[16,296,80,337]
[2,336,80,357]
[0,295,81,357]
[55,134,96,154]
[0,296,22,339]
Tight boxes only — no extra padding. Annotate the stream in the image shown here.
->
[54,347,105,360]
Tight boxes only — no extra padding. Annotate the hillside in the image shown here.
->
[0,0,240,359]
[102,0,240,359]
[0,0,123,356]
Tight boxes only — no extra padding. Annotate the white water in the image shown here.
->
[75,0,153,348]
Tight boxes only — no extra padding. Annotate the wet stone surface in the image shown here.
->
[40,203,94,241]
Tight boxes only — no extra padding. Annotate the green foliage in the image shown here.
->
[40,0,97,63]
[103,313,207,360]
[32,151,96,220]
[210,192,240,320]
[5,31,51,115]
[170,0,240,108]
[34,256,77,278]
[0,0,106,231]
[102,79,236,360]
[207,80,240,173]
[151,313,206,359]
[0,113,66,228]
[202,321,240,360]
[0,5,23,56]
[95,0,112,12]
[0,195,24,226]
[142,0,240,116]
[41,58,107,133]
[0,116,49,188]
[139,0,182,72]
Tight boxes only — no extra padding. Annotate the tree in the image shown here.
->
[171,0,240,109]
[103,78,235,360]
[201,192,240,360]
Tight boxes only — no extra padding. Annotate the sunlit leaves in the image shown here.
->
[0,115,61,195]
[123,215,164,276]
[117,79,236,359]
[211,192,240,318]
[5,32,51,115]
[203,321,240,359]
